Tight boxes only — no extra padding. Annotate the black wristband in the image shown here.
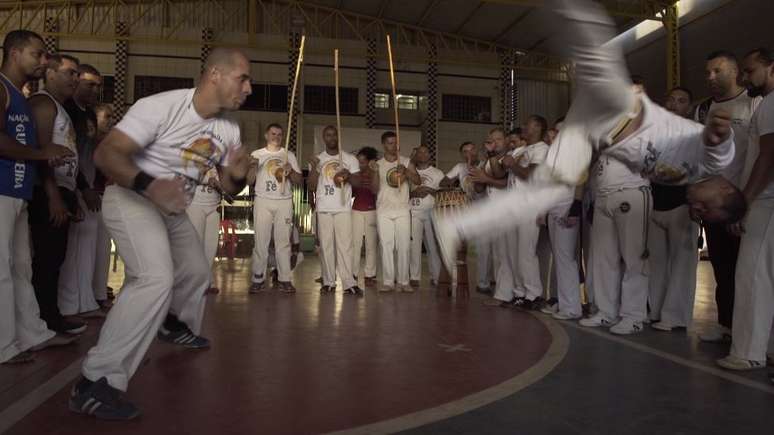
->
[568,199,583,217]
[131,171,155,194]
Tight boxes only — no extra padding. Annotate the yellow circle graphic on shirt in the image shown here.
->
[386,166,403,188]
[321,160,341,180]
[264,158,284,180]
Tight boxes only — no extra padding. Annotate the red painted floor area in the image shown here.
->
[3,259,553,435]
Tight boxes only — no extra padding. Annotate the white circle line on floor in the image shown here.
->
[324,312,570,435]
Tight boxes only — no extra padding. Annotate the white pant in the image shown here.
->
[92,213,111,301]
[0,197,55,363]
[352,210,377,278]
[514,221,544,300]
[731,198,774,362]
[474,237,494,289]
[82,186,210,390]
[186,202,220,283]
[318,211,356,289]
[548,205,582,316]
[537,225,556,298]
[251,198,293,283]
[58,194,100,316]
[377,208,411,286]
[590,188,651,322]
[493,230,518,301]
[647,205,698,326]
[410,209,441,282]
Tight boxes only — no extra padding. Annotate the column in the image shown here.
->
[114,21,129,121]
[365,37,377,129]
[426,43,439,163]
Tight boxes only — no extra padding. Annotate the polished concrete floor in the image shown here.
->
[1,253,773,435]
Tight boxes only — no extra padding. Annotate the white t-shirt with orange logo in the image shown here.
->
[410,166,444,212]
[311,150,359,213]
[115,88,242,204]
[376,155,411,211]
[251,147,301,200]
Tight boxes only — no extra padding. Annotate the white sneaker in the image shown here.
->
[552,311,581,321]
[578,313,616,328]
[716,355,766,371]
[652,321,684,332]
[432,212,461,275]
[609,318,643,335]
[540,302,558,315]
[699,326,731,343]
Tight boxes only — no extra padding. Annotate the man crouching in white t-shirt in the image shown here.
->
[69,48,252,420]
[247,123,303,293]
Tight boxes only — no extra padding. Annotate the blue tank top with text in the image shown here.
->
[0,73,37,200]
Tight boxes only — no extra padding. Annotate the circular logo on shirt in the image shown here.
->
[619,202,631,213]
[321,160,341,180]
[386,166,403,188]
[264,158,285,180]
[180,133,224,180]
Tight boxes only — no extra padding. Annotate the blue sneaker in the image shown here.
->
[69,377,140,420]
[157,326,210,349]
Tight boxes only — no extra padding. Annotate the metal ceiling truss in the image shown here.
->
[480,0,679,21]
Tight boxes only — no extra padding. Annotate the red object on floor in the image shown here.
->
[218,220,238,260]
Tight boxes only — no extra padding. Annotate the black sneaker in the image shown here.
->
[320,285,335,293]
[157,326,210,349]
[69,377,140,420]
[513,297,545,311]
[249,281,266,294]
[344,286,363,296]
[52,319,87,335]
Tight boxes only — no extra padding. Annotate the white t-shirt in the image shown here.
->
[410,166,445,212]
[743,91,774,200]
[115,88,242,203]
[311,150,359,213]
[190,167,222,207]
[506,145,530,190]
[37,91,78,191]
[446,161,485,199]
[251,147,301,200]
[694,91,761,187]
[376,155,411,211]
[484,156,508,196]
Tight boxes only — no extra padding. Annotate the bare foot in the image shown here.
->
[30,334,80,351]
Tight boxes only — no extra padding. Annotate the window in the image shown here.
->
[442,94,491,122]
[374,93,389,109]
[100,75,115,104]
[242,83,288,112]
[373,91,424,111]
[304,85,358,114]
[133,75,194,101]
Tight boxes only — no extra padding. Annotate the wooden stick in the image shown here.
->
[281,34,306,193]
[386,34,403,189]
[334,49,347,206]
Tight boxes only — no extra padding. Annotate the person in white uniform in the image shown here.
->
[694,51,762,342]
[432,0,739,322]
[0,30,77,365]
[247,123,302,293]
[372,131,421,292]
[409,145,444,287]
[718,48,774,371]
[186,166,223,294]
[70,48,252,420]
[441,141,492,294]
[58,64,106,318]
[647,86,701,331]
[308,125,362,295]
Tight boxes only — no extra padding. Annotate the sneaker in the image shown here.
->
[716,355,766,371]
[52,319,87,335]
[344,286,364,296]
[314,277,323,284]
[401,285,414,293]
[609,318,643,335]
[69,377,140,420]
[320,285,335,293]
[432,212,460,275]
[540,301,559,315]
[513,297,544,311]
[579,313,616,328]
[277,281,296,294]
[651,321,685,332]
[379,285,394,293]
[157,326,210,349]
[410,280,420,288]
[552,311,582,321]
[249,281,266,294]
[699,326,732,343]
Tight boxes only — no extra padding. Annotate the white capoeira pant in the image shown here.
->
[352,210,377,279]
[186,201,221,282]
[513,221,544,301]
[647,205,699,326]
[730,198,774,362]
[93,213,111,302]
[377,208,411,287]
[410,209,441,283]
[493,230,518,302]
[318,211,356,289]
[251,198,293,284]
[591,187,651,322]
[0,196,56,363]
[82,186,210,391]
[58,194,101,316]
[547,203,582,316]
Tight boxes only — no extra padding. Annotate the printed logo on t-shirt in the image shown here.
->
[385,166,402,188]
[321,160,342,196]
[180,132,224,182]
[262,157,284,192]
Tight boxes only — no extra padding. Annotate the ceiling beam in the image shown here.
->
[479,0,677,21]
[376,0,389,18]
[494,8,532,42]
[416,0,440,26]
[453,1,484,34]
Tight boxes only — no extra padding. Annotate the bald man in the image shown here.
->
[70,48,252,420]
